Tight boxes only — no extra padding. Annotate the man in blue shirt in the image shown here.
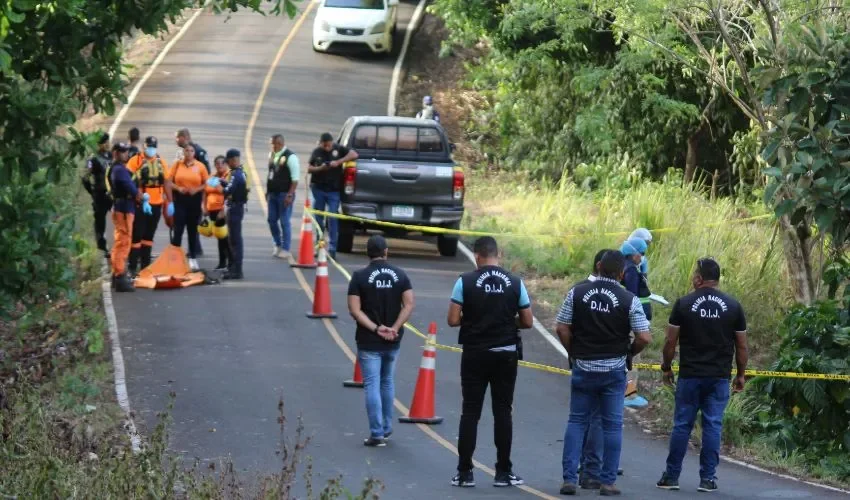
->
[109,143,141,292]
[447,236,534,489]
[221,148,248,280]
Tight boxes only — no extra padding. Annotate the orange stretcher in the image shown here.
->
[133,245,206,289]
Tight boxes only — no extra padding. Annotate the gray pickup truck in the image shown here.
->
[335,116,464,257]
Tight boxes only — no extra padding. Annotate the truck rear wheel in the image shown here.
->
[337,222,355,254]
[437,227,459,257]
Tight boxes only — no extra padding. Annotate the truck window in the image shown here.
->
[418,128,444,153]
[398,127,418,152]
[377,126,397,150]
[353,125,377,149]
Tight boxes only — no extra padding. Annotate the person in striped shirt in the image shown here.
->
[556,250,651,496]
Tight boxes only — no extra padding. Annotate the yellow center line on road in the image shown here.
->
[241,5,558,499]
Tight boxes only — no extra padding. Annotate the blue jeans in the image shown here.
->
[267,192,295,251]
[310,186,340,252]
[581,407,603,480]
[562,368,627,485]
[665,377,730,481]
[358,348,400,439]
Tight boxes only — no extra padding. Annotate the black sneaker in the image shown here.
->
[618,468,624,476]
[383,431,392,440]
[698,479,718,492]
[656,472,680,490]
[559,482,577,495]
[363,437,386,447]
[493,471,524,487]
[451,470,475,487]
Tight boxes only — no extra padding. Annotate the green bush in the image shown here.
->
[750,299,850,480]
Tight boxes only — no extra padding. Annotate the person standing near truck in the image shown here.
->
[308,132,358,259]
[267,134,300,259]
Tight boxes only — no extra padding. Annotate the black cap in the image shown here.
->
[225,148,241,160]
[112,142,129,153]
[144,136,158,148]
[320,132,334,143]
[366,235,388,258]
[98,133,110,145]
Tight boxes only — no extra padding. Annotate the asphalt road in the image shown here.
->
[110,2,848,498]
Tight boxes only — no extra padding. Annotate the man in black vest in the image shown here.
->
[82,133,112,257]
[656,258,748,494]
[447,236,533,488]
[556,250,651,496]
[267,134,300,259]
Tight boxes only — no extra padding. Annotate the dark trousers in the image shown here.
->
[208,209,231,268]
[171,193,202,258]
[457,349,518,474]
[129,204,162,271]
[226,202,245,273]
[92,197,111,252]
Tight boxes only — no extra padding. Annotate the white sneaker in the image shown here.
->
[277,249,291,260]
[188,258,199,271]
[272,247,280,257]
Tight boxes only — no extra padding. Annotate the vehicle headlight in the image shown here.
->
[319,20,331,32]
[370,22,386,34]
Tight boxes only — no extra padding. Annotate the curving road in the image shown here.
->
[109,2,847,498]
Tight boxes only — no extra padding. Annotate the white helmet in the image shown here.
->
[629,227,653,242]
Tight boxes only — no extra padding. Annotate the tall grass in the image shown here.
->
[463,170,790,352]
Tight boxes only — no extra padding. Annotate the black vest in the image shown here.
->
[267,149,293,194]
[458,266,522,351]
[570,279,634,360]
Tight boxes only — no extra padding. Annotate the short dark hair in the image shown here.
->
[271,134,284,143]
[214,155,226,164]
[473,236,498,258]
[320,132,334,143]
[128,127,140,142]
[696,258,721,281]
[366,235,388,258]
[598,250,626,279]
[592,249,608,273]
[98,133,110,145]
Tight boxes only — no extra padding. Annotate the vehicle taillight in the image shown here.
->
[452,168,465,200]
[343,165,357,195]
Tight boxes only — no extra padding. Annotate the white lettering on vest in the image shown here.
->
[475,270,512,294]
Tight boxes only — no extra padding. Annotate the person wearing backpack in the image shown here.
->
[126,136,170,274]
[82,133,113,258]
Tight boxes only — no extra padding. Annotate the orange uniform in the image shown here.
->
[169,159,209,191]
[127,154,169,205]
[205,174,226,212]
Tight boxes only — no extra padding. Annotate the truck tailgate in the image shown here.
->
[353,159,457,206]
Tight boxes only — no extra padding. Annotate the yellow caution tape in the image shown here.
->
[305,207,774,240]
[305,209,847,382]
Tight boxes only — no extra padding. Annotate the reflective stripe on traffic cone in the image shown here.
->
[343,359,364,388]
[291,199,317,269]
[306,242,337,319]
[399,321,443,424]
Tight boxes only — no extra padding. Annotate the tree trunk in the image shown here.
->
[778,214,817,305]
[684,133,699,184]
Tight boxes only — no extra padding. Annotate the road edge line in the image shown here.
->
[103,3,209,452]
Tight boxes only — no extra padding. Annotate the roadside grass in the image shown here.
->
[463,169,789,367]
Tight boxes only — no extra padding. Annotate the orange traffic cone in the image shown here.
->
[291,199,317,269]
[343,359,364,388]
[306,242,337,319]
[399,322,443,425]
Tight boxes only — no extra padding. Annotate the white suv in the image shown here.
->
[312,0,398,55]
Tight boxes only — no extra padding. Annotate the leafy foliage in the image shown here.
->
[0,0,298,314]
[750,298,850,479]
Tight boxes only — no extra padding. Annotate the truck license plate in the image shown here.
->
[391,205,415,218]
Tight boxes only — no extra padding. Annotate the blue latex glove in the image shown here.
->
[142,193,153,215]
[207,177,221,188]
[166,201,175,217]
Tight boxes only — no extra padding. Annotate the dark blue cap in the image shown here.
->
[225,148,241,159]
